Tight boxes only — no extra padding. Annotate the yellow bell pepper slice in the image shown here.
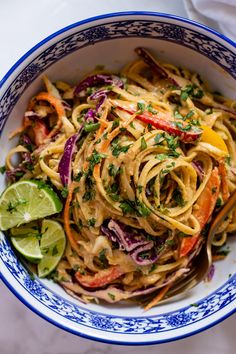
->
[200,125,228,154]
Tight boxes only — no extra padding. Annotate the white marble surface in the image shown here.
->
[0,1,235,353]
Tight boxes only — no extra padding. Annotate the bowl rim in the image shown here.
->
[0,11,235,345]
[0,10,235,87]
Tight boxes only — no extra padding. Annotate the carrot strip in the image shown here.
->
[180,167,221,257]
[218,159,229,202]
[144,284,172,311]
[63,182,81,255]
[28,91,65,138]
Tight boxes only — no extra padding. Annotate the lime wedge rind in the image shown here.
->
[11,235,43,260]
[0,180,63,231]
[38,219,66,278]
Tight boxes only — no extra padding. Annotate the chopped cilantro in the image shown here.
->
[180,90,189,101]
[137,185,143,193]
[0,165,6,174]
[111,138,131,157]
[166,239,176,247]
[147,104,157,114]
[88,218,96,227]
[87,150,107,171]
[61,187,68,198]
[52,245,59,256]
[174,111,184,120]
[140,137,147,151]
[185,110,194,119]
[77,219,84,231]
[130,122,136,129]
[7,199,27,213]
[225,156,231,166]
[149,264,157,273]
[119,200,136,214]
[137,102,145,113]
[98,248,107,267]
[178,232,189,238]
[173,189,185,207]
[112,118,120,129]
[74,171,84,182]
[212,187,217,194]
[136,201,151,217]
[216,197,222,208]
[108,293,115,301]
[155,153,168,161]
[174,121,192,131]
[154,133,165,144]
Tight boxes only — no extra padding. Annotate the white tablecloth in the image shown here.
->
[0,1,235,353]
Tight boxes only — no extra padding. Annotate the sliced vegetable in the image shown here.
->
[117,105,202,142]
[135,47,180,87]
[201,125,228,154]
[58,126,83,186]
[180,167,221,257]
[106,219,150,252]
[32,120,49,146]
[130,242,158,266]
[102,219,158,265]
[75,266,124,288]
[74,74,124,96]
[27,92,66,139]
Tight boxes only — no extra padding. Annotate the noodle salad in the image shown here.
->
[0,47,235,309]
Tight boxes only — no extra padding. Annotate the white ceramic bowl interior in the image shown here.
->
[0,12,235,345]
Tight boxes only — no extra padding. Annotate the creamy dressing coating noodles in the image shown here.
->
[5,48,236,309]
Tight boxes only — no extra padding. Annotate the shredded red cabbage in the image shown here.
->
[102,219,158,265]
[58,127,83,186]
[74,74,124,96]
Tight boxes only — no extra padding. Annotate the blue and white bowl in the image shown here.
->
[0,12,235,345]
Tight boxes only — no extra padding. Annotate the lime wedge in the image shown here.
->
[10,221,43,263]
[38,219,66,278]
[11,235,43,262]
[0,180,63,231]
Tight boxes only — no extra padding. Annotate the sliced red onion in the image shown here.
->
[192,161,204,181]
[74,74,124,96]
[135,47,180,87]
[58,127,83,186]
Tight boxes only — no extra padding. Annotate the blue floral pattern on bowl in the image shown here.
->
[0,235,236,334]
